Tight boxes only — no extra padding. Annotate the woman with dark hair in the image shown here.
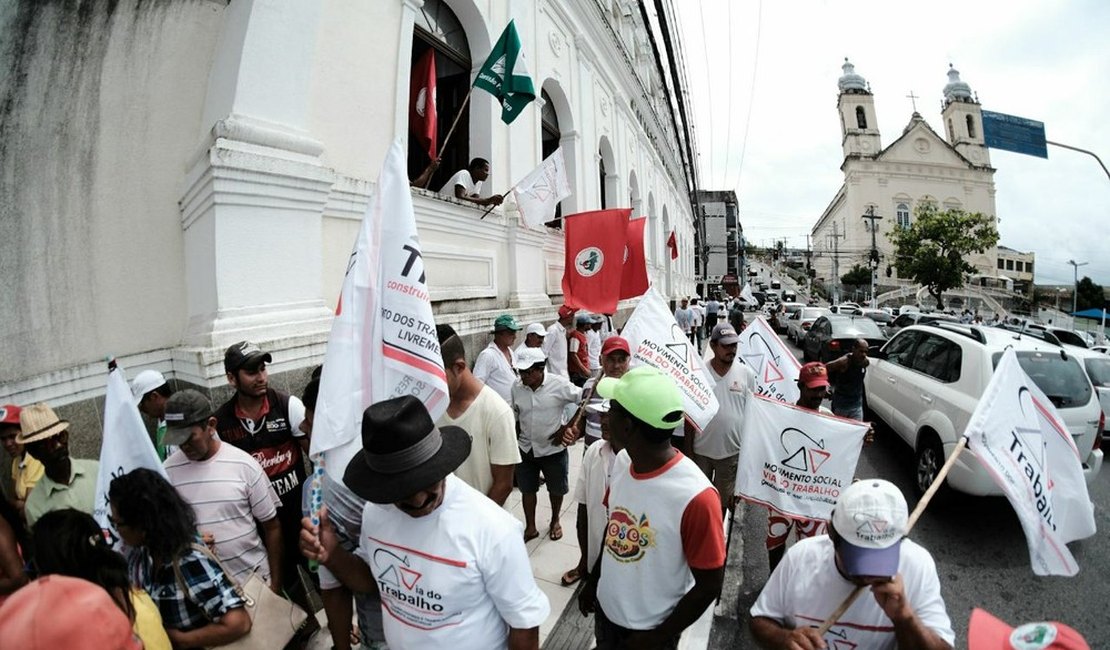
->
[0,498,28,605]
[31,508,171,650]
[110,468,250,649]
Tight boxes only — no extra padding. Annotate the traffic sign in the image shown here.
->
[981,110,1047,159]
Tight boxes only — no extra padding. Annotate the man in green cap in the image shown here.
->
[473,314,522,404]
[578,366,726,649]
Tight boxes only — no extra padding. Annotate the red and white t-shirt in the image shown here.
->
[598,451,726,630]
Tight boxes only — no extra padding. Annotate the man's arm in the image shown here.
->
[320,586,355,650]
[825,354,850,374]
[507,626,540,650]
[749,616,826,650]
[167,608,251,649]
[260,516,284,592]
[300,509,378,595]
[487,463,515,506]
[454,184,504,206]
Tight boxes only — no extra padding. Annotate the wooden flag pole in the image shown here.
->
[424,86,475,189]
[478,179,524,220]
[814,437,968,636]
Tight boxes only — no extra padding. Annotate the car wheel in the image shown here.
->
[914,433,951,499]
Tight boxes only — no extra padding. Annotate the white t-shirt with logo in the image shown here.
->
[694,361,756,459]
[439,385,522,497]
[356,475,549,649]
[573,440,617,569]
[439,169,481,198]
[750,536,955,649]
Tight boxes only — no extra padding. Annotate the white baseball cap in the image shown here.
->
[130,370,167,406]
[524,322,547,337]
[512,347,547,371]
[831,479,908,577]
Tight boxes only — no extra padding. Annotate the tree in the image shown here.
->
[888,204,999,308]
[841,264,872,287]
[1075,276,1105,311]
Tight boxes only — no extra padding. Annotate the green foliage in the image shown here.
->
[841,264,872,287]
[1076,276,1105,311]
[888,204,999,307]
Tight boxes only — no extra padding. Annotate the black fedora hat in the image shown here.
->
[344,396,471,504]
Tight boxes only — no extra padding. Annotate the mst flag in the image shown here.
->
[513,147,572,228]
[739,316,801,403]
[409,49,437,160]
[667,230,679,260]
[965,349,1096,576]
[562,208,630,314]
[94,362,167,547]
[311,139,449,480]
[621,287,719,432]
[736,395,868,520]
[619,216,649,300]
[474,20,535,124]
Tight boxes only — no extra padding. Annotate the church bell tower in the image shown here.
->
[941,64,991,167]
[837,59,881,158]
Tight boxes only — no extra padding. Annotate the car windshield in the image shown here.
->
[1050,330,1088,348]
[864,311,892,324]
[1084,357,1110,387]
[991,351,1093,409]
[829,316,885,338]
[801,308,825,320]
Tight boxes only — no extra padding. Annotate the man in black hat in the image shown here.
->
[300,396,549,650]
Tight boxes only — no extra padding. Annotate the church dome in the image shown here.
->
[943,64,974,104]
[838,58,869,94]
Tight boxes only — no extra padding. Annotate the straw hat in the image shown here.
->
[16,403,69,445]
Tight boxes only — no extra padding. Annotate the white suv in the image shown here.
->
[864,322,1105,496]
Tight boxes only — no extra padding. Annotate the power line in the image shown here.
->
[720,0,735,188]
[731,0,762,193]
[697,0,715,185]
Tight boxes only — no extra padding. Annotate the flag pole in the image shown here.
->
[425,87,474,189]
[478,179,524,220]
[814,437,968,636]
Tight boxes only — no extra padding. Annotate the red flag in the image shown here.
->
[667,229,679,260]
[409,49,437,160]
[562,209,631,314]
[620,216,649,300]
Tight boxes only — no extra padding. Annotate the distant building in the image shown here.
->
[695,190,742,296]
[995,246,1035,294]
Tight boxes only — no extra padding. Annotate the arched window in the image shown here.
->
[947,118,954,140]
[855,106,867,129]
[896,203,911,229]
[966,115,976,138]
[410,0,471,191]
[541,89,563,227]
[598,153,607,209]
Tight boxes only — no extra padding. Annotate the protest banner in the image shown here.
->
[562,208,631,315]
[619,216,649,300]
[512,147,572,228]
[473,20,536,124]
[620,287,719,431]
[738,316,801,403]
[735,395,868,520]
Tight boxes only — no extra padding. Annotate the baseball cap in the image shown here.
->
[590,313,605,324]
[0,575,142,650]
[224,340,272,373]
[558,305,576,319]
[513,347,547,371]
[968,609,1089,650]
[0,404,20,426]
[162,389,213,446]
[710,323,741,345]
[831,479,908,578]
[129,369,167,405]
[494,314,522,332]
[798,361,830,389]
[601,336,630,357]
[596,365,684,430]
[576,313,592,325]
[524,322,548,337]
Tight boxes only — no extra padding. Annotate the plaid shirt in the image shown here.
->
[128,545,245,631]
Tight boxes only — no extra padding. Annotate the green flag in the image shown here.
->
[474,20,535,124]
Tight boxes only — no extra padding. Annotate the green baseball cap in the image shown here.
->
[493,314,522,332]
[596,366,684,430]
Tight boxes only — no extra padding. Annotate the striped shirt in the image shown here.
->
[164,442,279,582]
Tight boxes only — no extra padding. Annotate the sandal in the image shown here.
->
[560,568,582,587]
[549,523,563,541]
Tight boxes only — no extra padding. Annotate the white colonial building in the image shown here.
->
[811,60,1001,295]
[0,0,699,427]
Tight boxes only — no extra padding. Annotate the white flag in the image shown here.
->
[740,283,759,307]
[736,395,868,520]
[94,362,167,546]
[739,316,801,404]
[964,348,1096,576]
[513,148,572,228]
[310,139,449,480]
[620,287,719,431]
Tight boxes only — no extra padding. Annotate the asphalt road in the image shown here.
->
[708,312,1110,647]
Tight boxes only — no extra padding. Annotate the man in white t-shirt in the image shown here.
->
[438,324,520,506]
[690,323,755,516]
[586,315,604,372]
[473,314,522,405]
[750,479,955,650]
[438,157,504,208]
[690,298,706,351]
[514,322,547,359]
[160,390,283,587]
[543,305,576,378]
[301,396,549,650]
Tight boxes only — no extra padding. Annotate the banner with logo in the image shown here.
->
[562,208,630,315]
[94,362,168,547]
[408,48,437,160]
[311,139,449,481]
[619,216,649,300]
[965,348,1096,576]
[620,287,719,432]
[473,20,535,124]
[513,147,572,228]
[739,316,801,403]
[736,395,868,519]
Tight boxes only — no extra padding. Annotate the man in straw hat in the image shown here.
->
[300,395,549,649]
[18,403,99,528]
[750,479,954,650]
[1,404,44,517]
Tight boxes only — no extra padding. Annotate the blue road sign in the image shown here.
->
[981,110,1048,159]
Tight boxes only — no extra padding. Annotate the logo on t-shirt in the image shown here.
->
[370,544,462,630]
[604,507,655,562]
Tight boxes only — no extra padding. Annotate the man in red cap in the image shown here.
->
[0,404,43,517]
[543,305,576,379]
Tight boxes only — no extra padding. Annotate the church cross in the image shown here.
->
[906,91,919,112]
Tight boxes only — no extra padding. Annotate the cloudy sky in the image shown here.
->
[677,0,1109,286]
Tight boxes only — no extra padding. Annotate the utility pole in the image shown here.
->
[828,222,844,305]
[862,206,883,308]
[1068,259,1088,317]
[805,233,812,300]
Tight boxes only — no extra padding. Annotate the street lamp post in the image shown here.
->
[1067,259,1088,317]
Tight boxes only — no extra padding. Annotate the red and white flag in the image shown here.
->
[619,216,649,300]
[311,139,448,480]
[965,349,1096,576]
[736,396,868,520]
[562,208,630,314]
[513,148,572,228]
[667,230,678,260]
[738,316,801,403]
[409,49,438,160]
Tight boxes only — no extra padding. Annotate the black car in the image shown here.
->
[802,315,888,363]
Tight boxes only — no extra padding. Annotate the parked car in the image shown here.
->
[829,302,862,316]
[782,289,798,303]
[884,311,957,338]
[770,279,782,290]
[1090,344,1110,355]
[861,308,893,328]
[787,307,830,344]
[864,322,1104,496]
[1064,344,1110,421]
[1045,327,1091,348]
[774,302,806,333]
[801,315,887,363]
